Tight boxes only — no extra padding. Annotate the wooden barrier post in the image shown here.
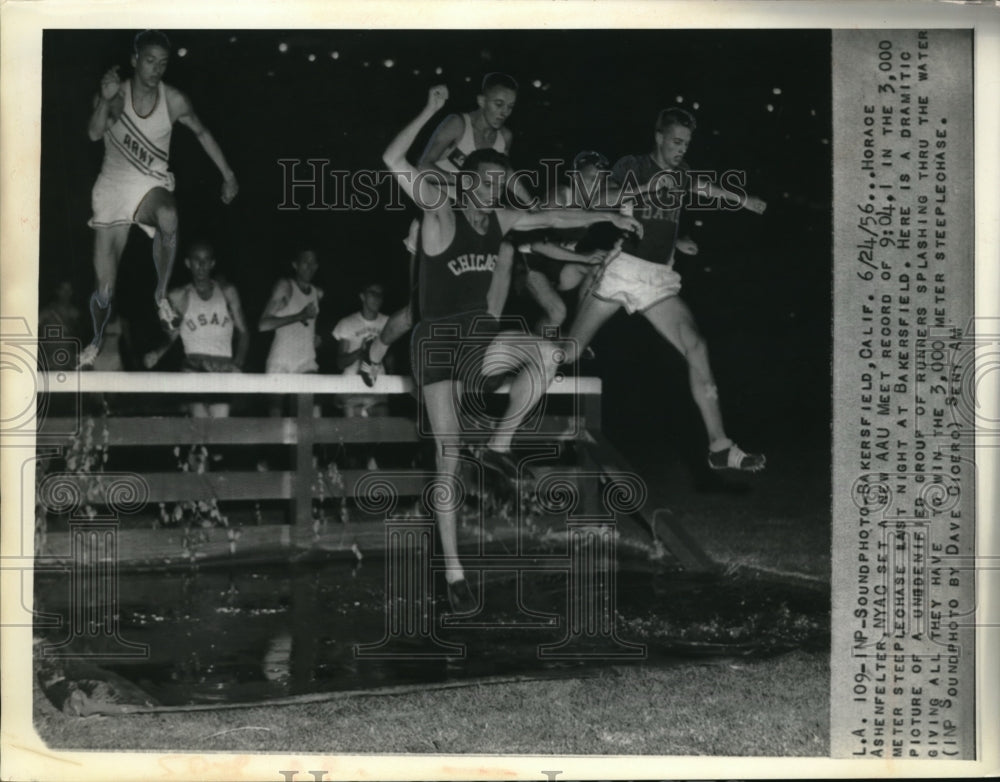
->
[291,392,315,530]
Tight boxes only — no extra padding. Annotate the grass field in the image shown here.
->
[34,651,827,756]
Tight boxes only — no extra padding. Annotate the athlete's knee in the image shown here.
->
[673,320,707,359]
[547,298,567,326]
[91,287,113,309]
[155,204,179,235]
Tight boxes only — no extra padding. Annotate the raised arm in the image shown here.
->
[692,173,767,214]
[416,113,465,174]
[499,207,641,237]
[87,67,124,141]
[169,87,239,204]
[383,85,452,211]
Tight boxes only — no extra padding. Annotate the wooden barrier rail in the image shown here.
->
[35,372,713,572]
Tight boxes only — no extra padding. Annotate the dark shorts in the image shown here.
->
[522,253,562,286]
[410,310,502,387]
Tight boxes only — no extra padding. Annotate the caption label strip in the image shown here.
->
[832,29,976,759]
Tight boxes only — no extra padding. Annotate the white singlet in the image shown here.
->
[266,280,321,373]
[179,283,233,358]
[438,113,508,172]
[89,80,175,239]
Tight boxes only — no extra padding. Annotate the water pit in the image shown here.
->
[34,553,828,715]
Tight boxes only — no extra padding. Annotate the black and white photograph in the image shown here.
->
[1,2,996,780]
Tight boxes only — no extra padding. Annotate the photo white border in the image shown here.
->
[2,1,997,779]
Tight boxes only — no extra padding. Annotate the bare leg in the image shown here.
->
[87,225,130,348]
[525,270,566,335]
[558,262,591,294]
[369,303,413,364]
[560,290,621,364]
[481,331,562,453]
[134,187,178,302]
[641,296,726,447]
[421,380,465,583]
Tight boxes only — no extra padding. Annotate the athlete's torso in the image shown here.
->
[101,81,173,183]
[611,154,689,264]
[418,209,502,320]
[180,282,233,357]
[439,113,508,173]
[332,311,389,375]
[267,280,319,365]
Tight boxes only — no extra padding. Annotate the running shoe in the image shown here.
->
[446,578,477,614]
[707,443,766,473]
[358,340,382,388]
[156,298,181,332]
[76,342,99,370]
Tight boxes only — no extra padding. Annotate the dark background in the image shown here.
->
[40,28,832,471]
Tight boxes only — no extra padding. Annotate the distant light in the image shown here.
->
[267,70,275,77]
[810,108,816,116]
[363,61,370,68]
[532,79,542,88]
[229,35,238,44]
[704,266,712,273]
[782,192,790,198]
[435,66,443,75]
[542,83,551,91]
[412,68,420,75]
[772,87,782,95]
[177,47,188,57]
[820,138,830,145]
[675,95,683,103]
[694,219,704,227]
[712,129,720,136]
[330,50,340,59]
[383,58,395,68]
[692,101,700,110]
[464,75,472,82]
[766,104,774,112]
[308,53,317,62]
[278,42,289,53]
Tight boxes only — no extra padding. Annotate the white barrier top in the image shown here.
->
[36,372,601,395]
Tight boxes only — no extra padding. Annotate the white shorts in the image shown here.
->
[266,356,319,374]
[89,170,175,239]
[592,251,682,315]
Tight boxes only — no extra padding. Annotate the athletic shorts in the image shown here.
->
[182,354,239,373]
[521,251,562,287]
[410,310,502,387]
[89,170,175,239]
[265,356,319,374]
[592,251,682,315]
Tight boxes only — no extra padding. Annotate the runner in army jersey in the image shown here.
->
[80,30,238,368]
